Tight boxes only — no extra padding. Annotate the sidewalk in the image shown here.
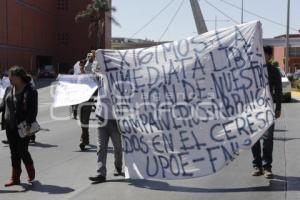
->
[281,102,300,200]
[291,90,300,101]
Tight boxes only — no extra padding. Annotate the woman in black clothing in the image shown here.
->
[0,66,38,187]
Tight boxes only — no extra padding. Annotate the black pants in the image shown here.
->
[251,123,274,169]
[6,128,33,169]
[71,105,78,118]
[79,103,92,144]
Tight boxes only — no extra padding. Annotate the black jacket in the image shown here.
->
[267,63,282,112]
[0,83,38,130]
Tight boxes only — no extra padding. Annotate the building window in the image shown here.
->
[58,33,69,46]
[289,47,300,57]
[57,0,69,10]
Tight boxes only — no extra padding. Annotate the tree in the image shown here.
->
[75,0,120,49]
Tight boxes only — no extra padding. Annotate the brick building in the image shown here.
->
[273,34,300,73]
[0,0,111,74]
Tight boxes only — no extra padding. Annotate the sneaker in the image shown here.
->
[251,167,263,176]
[89,175,106,183]
[263,168,273,179]
[113,168,125,177]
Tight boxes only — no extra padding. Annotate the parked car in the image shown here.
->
[38,65,56,78]
[279,68,292,102]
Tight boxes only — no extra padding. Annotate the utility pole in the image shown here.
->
[190,0,208,34]
[241,0,244,24]
[285,0,290,73]
[215,15,217,30]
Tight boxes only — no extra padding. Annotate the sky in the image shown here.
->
[112,0,300,41]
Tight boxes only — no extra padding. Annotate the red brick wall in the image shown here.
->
[273,47,285,70]
[56,0,96,66]
[273,47,300,73]
[0,0,111,74]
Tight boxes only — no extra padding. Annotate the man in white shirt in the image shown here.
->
[88,62,123,183]
[84,51,99,74]
[71,60,86,120]
[78,58,96,151]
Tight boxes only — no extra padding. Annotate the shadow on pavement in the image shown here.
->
[0,189,26,194]
[274,137,300,141]
[29,142,58,148]
[0,181,74,194]
[274,129,287,132]
[21,181,74,194]
[127,174,300,193]
[290,98,300,103]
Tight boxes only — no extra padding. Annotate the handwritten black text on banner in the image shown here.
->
[96,21,274,179]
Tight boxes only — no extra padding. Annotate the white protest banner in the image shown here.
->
[0,77,10,99]
[52,74,98,107]
[95,21,274,180]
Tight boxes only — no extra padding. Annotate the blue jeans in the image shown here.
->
[251,123,274,169]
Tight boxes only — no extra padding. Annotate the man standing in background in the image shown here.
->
[251,46,282,179]
[88,55,124,183]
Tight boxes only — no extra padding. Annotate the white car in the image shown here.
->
[279,68,292,102]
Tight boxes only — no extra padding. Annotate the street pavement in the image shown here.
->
[0,79,300,200]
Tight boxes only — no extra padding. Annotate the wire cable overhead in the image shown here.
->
[130,0,175,38]
[203,0,239,24]
[159,0,185,41]
[220,0,298,31]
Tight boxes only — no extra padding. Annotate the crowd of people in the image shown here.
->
[0,46,282,187]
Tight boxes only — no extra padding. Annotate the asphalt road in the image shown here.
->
[0,79,300,200]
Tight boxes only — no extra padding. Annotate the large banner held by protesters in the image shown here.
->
[53,74,98,107]
[96,21,274,180]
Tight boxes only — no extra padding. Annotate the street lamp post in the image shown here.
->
[285,0,290,73]
[190,0,208,34]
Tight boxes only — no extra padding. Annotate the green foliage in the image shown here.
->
[75,0,120,47]
[75,0,119,25]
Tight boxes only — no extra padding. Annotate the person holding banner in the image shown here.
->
[84,50,98,74]
[79,57,97,151]
[251,46,282,179]
[71,60,86,120]
[88,65,124,183]
[0,66,38,187]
